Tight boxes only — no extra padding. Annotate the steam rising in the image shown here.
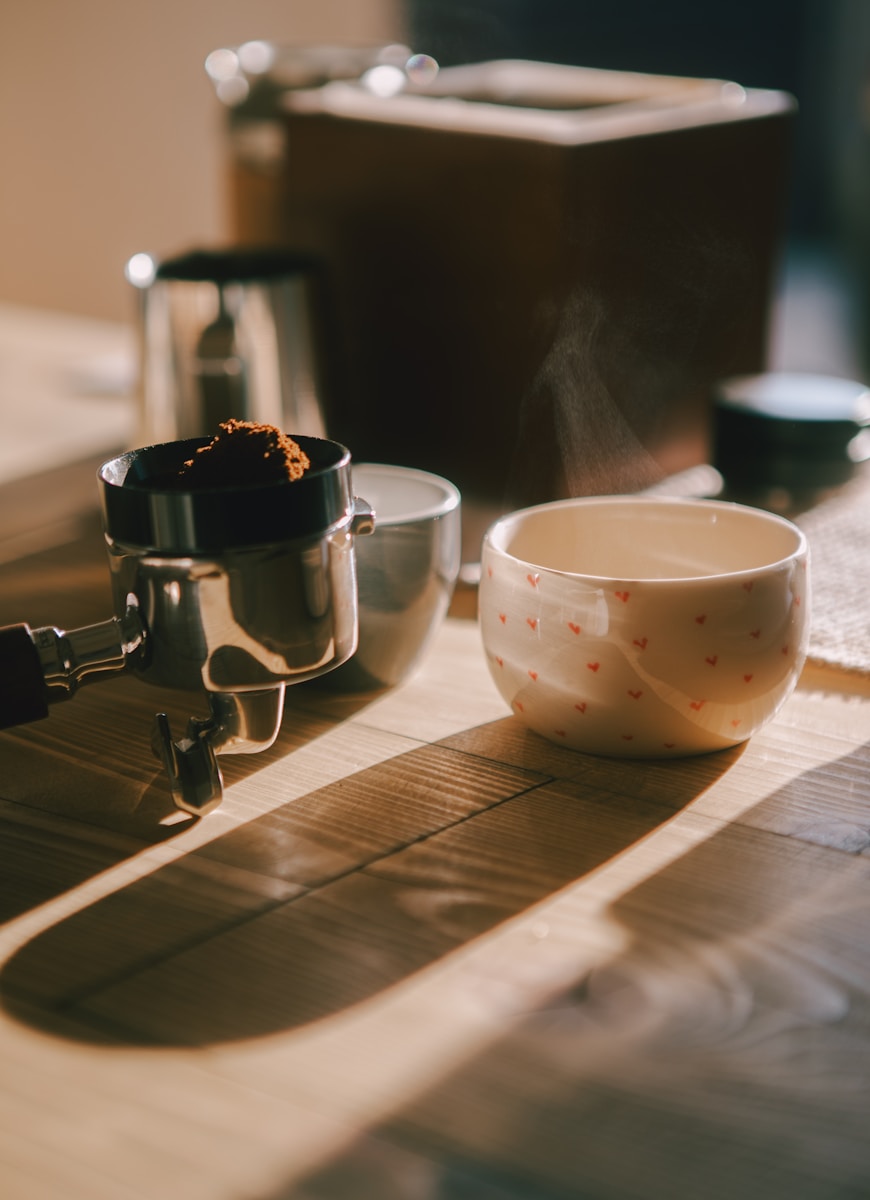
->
[520,288,665,499]
[510,222,750,507]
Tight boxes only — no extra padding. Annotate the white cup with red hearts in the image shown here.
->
[479,496,810,758]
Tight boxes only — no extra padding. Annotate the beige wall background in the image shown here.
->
[0,1,405,323]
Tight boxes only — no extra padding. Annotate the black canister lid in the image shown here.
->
[100,434,353,552]
[153,247,319,284]
[714,372,870,492]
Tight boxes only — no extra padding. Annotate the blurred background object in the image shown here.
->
[0,0,866,372]
[713,370,870,513]
[0,0,403,320]
[225,54,795,517]
[405,0,870,381]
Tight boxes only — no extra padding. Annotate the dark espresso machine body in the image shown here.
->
[222,57,795,547]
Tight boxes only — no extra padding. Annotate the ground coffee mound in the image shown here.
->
[175,419,311,487]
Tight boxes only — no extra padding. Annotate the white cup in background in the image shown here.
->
[323,463,461,691]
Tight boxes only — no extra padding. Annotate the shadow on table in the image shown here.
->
[272,737,870,1200]
[0,659,386,923]
[0,513,388,923]
[0,720,740,1046]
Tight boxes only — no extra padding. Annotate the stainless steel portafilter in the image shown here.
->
[0,434,374,815]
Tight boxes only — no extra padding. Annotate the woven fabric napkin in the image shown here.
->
[796,468,870,676]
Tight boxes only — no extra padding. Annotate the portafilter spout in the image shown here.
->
[151,689,287,816]
[0,433,374,816]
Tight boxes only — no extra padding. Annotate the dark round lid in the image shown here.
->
[100,434,353,552]
[153,247,318,284]
[714,372,870,491]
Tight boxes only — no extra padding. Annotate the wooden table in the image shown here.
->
[1,503,870,1200]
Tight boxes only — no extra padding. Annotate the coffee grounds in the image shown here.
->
[175,420,311,487]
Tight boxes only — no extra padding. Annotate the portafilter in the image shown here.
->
[0,434,374,815]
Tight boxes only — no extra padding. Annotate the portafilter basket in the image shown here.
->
[0,434,374,815]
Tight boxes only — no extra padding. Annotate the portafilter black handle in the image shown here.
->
[0,624,50,729]
[0,607,146,730]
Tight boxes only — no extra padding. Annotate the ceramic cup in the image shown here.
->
[479,496,810,758]
[321,463,461,690]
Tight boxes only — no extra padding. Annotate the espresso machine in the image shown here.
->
[0,434,374,815]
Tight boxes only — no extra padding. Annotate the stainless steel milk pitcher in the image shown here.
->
[127,247,328,447]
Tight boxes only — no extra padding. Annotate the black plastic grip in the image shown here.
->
[0,623,49,729]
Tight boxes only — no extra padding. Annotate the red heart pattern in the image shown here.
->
[485,557,806,754]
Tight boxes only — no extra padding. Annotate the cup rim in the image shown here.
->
[482,494,808,584]
[351,462,461,526]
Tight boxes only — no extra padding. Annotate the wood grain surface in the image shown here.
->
[1,515,869,1200]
